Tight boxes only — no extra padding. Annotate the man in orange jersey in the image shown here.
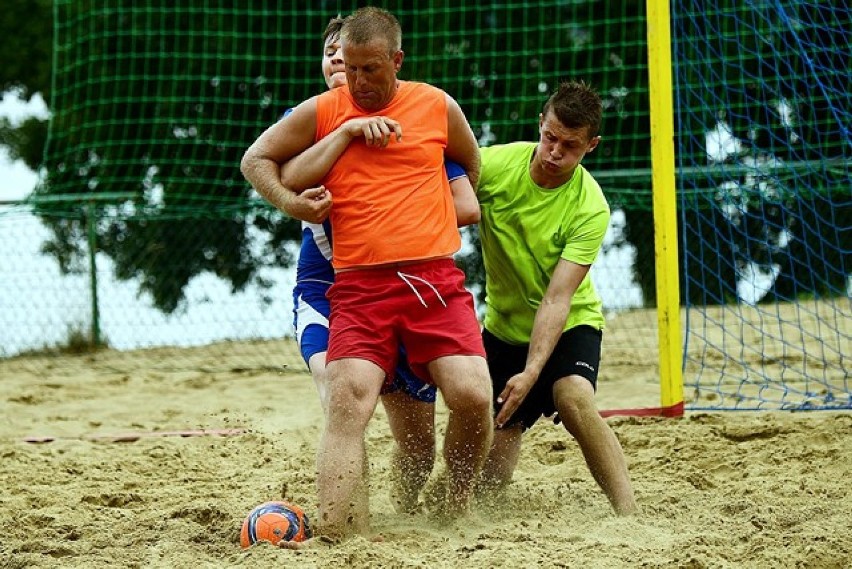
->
[241,7,493,542]
[285,15,480,521]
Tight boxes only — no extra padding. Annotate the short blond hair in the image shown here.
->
[341,6,401,55]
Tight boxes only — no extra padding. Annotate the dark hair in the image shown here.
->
[542,80,603,139]
[322,15,344,45]
[341,6,401,55]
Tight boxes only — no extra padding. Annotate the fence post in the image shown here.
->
[86,200,100,346]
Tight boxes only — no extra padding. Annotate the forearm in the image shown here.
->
[280,127,353,191]
[525,298,571,377]
[241,152,299,216]
[450,177,479,226]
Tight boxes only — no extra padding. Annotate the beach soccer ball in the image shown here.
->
[240,501,312,548]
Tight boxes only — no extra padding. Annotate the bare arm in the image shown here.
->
[444,94,480,190]
[240,99,331,222]
[280,116,403,191]
[449,175,480,226]
[494,258,590,427]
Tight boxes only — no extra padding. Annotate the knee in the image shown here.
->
[554,381,598,434]
[326,378,376,431]
[444,375,493,416]
[430,357,493,416]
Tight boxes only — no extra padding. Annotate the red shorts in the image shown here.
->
[326,258,485,383]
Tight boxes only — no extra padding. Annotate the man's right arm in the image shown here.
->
[280,116,403,191]
[240,98,331,223]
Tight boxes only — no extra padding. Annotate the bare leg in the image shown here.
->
[476,425,523,496]
[307,352,330,415]
[316,357,384,539]
[553,376,638,515]
[308,352,370,533]
[352,439,371,535]
[381,391,436,513]
[307,351,372,532]
[428,355,493,517]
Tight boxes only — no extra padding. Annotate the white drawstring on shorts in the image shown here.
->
[397,271,448,308]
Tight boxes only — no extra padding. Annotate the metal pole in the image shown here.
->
[86,200,100,346]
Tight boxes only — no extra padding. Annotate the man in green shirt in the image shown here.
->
[476,80,637,515]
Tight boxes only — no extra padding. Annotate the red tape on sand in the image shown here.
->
[599,401,685,418]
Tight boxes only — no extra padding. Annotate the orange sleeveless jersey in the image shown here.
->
[314,81,460,269]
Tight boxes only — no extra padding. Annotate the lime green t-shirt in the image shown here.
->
[478,142,610,344]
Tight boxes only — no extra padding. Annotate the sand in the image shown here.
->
[2,328,850,568]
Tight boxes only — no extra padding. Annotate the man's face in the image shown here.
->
[321,33,346,90]
[341,38,403,111]
[532,110,601,186]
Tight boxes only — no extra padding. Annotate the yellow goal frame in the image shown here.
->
[647,0,684,416]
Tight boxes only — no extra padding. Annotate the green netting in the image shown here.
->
[1,1,849,411]
[41,1,653,206]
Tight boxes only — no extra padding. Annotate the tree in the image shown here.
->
[33,3,315,312]
[0,0,52,171]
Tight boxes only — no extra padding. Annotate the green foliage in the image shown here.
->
[14,323,107,357]
[36,2,311,312]
[0,0,53,100]
[0,116,48,170]
[0,0,52,177]
[58,324,108,355]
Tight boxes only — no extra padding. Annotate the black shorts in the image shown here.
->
[482,325,602,430]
